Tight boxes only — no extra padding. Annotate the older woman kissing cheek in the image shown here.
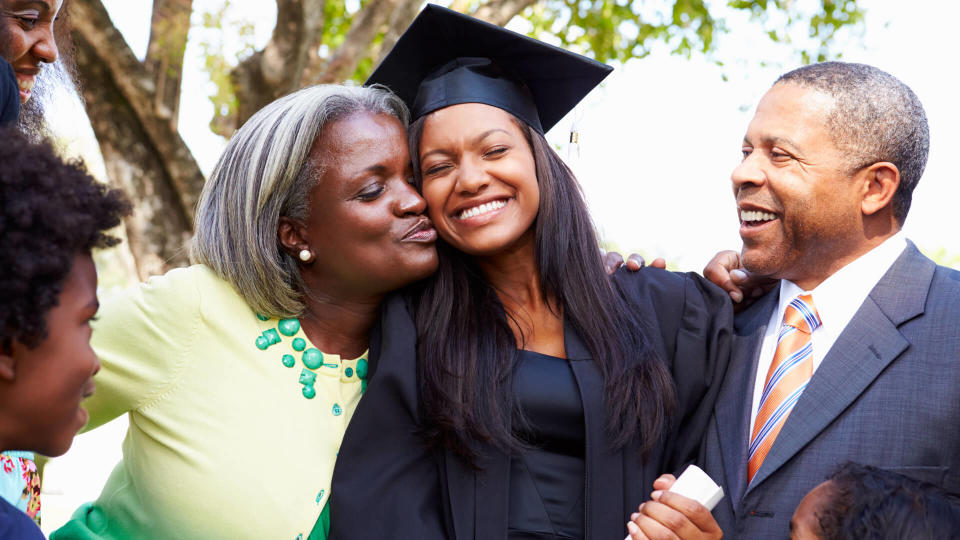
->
[52,85,437,540]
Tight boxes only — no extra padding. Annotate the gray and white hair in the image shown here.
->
[776,62,929,224]
[191,84,409,317]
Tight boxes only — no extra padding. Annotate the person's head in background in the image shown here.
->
[0,126,130,457]
[0,0,76,137]
[790,462,960,540]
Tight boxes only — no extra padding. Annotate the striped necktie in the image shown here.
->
[748,294,821,483]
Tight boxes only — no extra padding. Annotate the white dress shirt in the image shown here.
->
[748,233,908,437]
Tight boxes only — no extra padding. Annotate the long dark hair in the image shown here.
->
[408,113,676,461]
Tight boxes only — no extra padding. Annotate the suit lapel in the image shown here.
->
[747,244,933,490]
[715,290,777,506]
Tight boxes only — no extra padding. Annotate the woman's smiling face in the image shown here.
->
[0,0,61,103]
[418,103,540,257]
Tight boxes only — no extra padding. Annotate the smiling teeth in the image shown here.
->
[741,210,777,222]
[18,79,34,91]
[459,200,506,219]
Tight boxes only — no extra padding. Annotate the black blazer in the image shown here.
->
[330,269,733,540]
[701,243,960,538]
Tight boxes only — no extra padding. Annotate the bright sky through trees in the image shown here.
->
[53,0,960,273]
[563,1,959,269]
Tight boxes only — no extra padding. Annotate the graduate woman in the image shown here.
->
[330,6,731,540]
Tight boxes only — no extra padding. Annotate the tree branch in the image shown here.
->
[71,0,203,223]
[471,0,536,26]
[371,0,421,67]
[261,0,325,87]
[73,30,194,277]
[71,0,204,276]
[448,0,471,12]
[230,0,325,131]
[311,0,400,84]
[145,0,193,130]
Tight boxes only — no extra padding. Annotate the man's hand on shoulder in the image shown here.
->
[703,250,776,310]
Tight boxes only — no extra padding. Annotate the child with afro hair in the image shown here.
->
[0,126,130,538]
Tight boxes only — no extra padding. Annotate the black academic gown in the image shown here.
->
[330,268,732,540]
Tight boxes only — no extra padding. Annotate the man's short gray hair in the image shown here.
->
[191,84,409,317]
[776,62,929,224]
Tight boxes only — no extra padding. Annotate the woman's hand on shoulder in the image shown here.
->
[625,475,722,540]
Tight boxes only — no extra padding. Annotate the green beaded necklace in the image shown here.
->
[253,314,369,400]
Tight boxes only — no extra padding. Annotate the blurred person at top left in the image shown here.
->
[0,0,74,137]
[0,0,59,104]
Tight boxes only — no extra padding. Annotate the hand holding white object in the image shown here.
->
[624,465,725,540]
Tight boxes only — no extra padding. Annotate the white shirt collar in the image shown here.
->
[750,233,909,434]
[776,232,907,349]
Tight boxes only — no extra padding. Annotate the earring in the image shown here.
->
[299,249,313,262]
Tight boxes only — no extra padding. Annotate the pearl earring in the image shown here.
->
[299,249,313,262]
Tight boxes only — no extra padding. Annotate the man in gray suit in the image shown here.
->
[696,62,960,539]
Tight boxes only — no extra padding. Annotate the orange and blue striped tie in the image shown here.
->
[748,294,821,483]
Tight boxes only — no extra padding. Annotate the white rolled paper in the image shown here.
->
[668,464,724,511]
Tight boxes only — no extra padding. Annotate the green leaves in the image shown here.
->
[516,0,863,65]
[197,1,256,136]
[192,0,866,137]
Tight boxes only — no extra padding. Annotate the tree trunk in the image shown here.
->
[71,0,204,279]
[369,1,422,66]
[145,0,193,131]
[309,0,400,84]
[74,33,193,278]
[229,0,326,133]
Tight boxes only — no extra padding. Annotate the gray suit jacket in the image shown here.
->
[701,242,960,538]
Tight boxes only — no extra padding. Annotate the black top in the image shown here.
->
[365,5,612,134]
[1,58,20,126]
[0,496,44,540]
[329,268,733,540]
[509,350,584,539]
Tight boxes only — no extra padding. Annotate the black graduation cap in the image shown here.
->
[0,58,19,126]
[366,4,612,134]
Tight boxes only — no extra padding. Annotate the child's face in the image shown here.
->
[2,253,100,456]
